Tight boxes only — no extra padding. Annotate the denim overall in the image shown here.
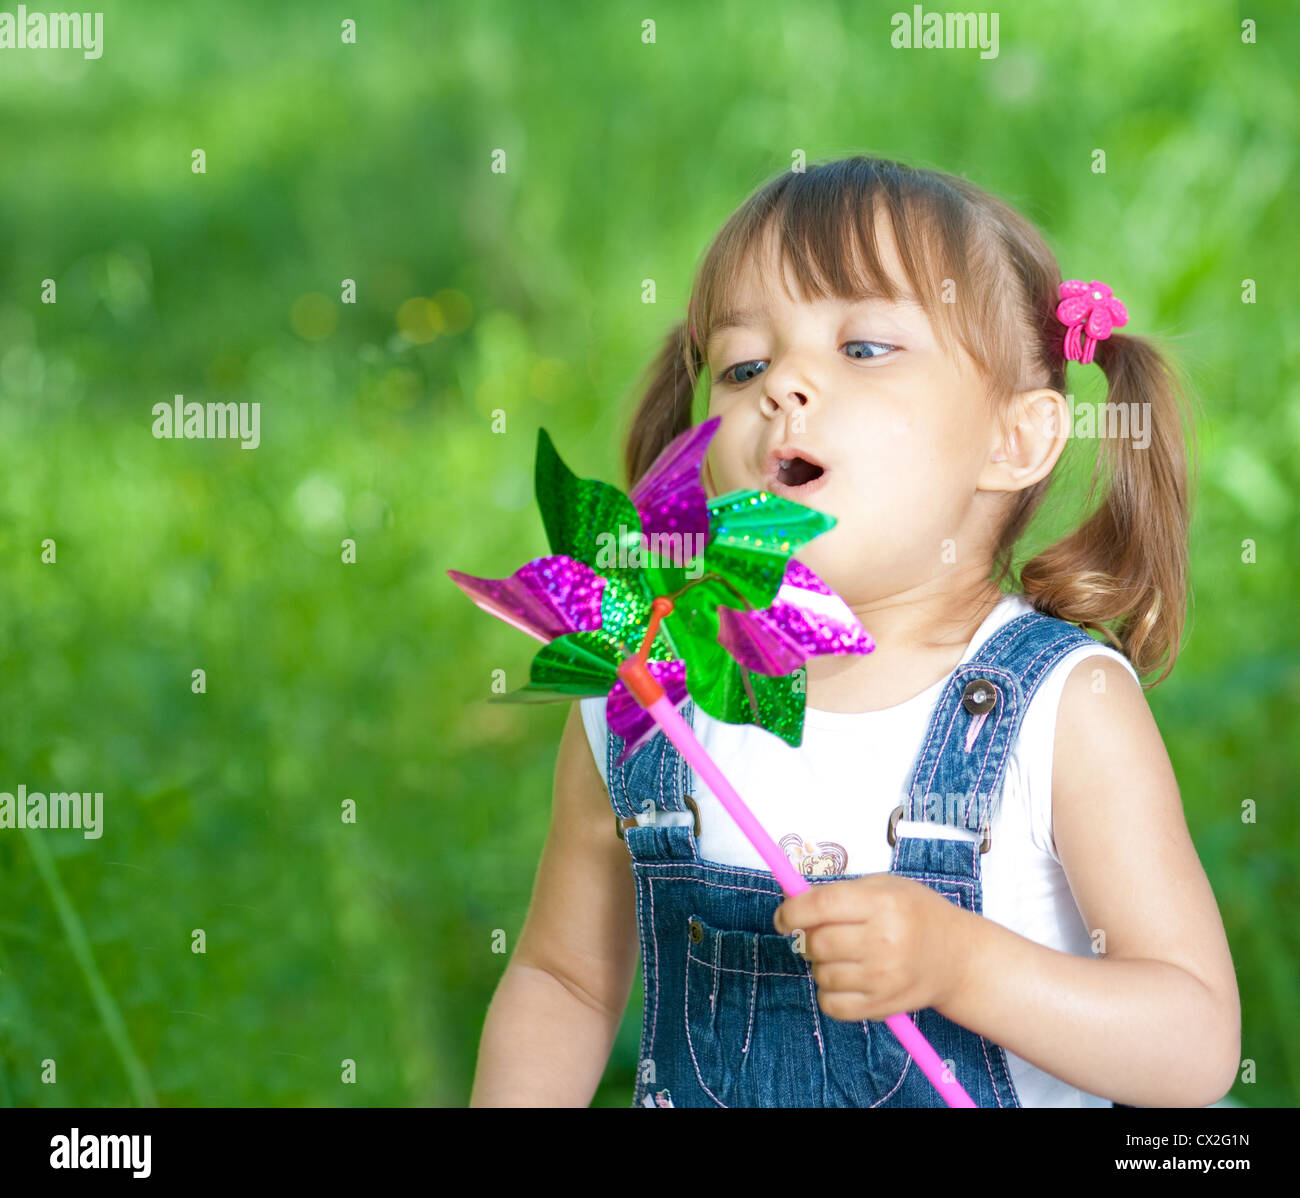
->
[607,608,1103,1108]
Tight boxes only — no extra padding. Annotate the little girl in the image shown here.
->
[469,155,1240,1108]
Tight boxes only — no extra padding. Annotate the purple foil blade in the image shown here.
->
[447,555,606,644]
[717,557,875,675]
[628,417,720,567]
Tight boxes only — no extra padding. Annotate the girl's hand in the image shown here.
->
[773,875,972,1022]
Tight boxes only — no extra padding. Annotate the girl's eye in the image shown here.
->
[844,340,895,360]
[719,360,767,385]
[717,341,895,384]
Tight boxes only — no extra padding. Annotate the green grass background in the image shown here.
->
[0,0,1295,1106]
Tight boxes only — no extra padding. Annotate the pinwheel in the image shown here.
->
[448,417,872,764]
[447,416,976,1107]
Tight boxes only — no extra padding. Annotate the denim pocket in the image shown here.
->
[683,911,910,1107]
[932,884,967,909]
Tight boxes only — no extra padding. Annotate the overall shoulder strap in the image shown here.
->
[605,699,694,821]
[904,609,1107,835]
[606,699,699,865]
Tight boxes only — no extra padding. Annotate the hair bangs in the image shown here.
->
[686,159,1005,396]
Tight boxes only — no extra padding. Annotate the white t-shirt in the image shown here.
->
[581,592,1141,1108]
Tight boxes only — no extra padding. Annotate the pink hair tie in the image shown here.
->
[1056,280,1128,364]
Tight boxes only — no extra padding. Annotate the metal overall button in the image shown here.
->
[688,917,704,943]
[615,793,702,840]
[962,678,997,715]
[887,802,991,854]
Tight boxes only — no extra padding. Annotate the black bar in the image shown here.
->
[0,1104,1286,1184]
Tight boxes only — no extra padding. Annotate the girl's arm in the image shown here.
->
[470,703,641,1107]
[935,657,1241,1107]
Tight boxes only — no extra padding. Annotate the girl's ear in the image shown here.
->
[979,389,1069,493]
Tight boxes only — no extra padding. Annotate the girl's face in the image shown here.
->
[702,216,1016,608]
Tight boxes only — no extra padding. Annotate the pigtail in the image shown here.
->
[622,320,702,490]
[1019,332,1199,686]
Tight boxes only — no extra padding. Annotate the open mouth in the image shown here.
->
[765,449,831,498]
[778,457,825,487]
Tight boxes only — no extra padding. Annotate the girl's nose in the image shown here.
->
[764,387,811,412]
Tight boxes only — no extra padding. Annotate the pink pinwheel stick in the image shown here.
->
[616,627,976,1108]
[642,689,807,892]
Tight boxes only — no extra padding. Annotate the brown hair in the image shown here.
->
[621,155,1197,686]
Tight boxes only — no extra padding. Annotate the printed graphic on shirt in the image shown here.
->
[641,1089,675,1107]
[779,832,848,877]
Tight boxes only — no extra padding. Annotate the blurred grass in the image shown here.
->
[0,0,1296,1107]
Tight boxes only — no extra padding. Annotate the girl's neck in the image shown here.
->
[804,577,1007,715]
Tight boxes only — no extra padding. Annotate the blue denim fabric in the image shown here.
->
[606,608,1103,1107]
